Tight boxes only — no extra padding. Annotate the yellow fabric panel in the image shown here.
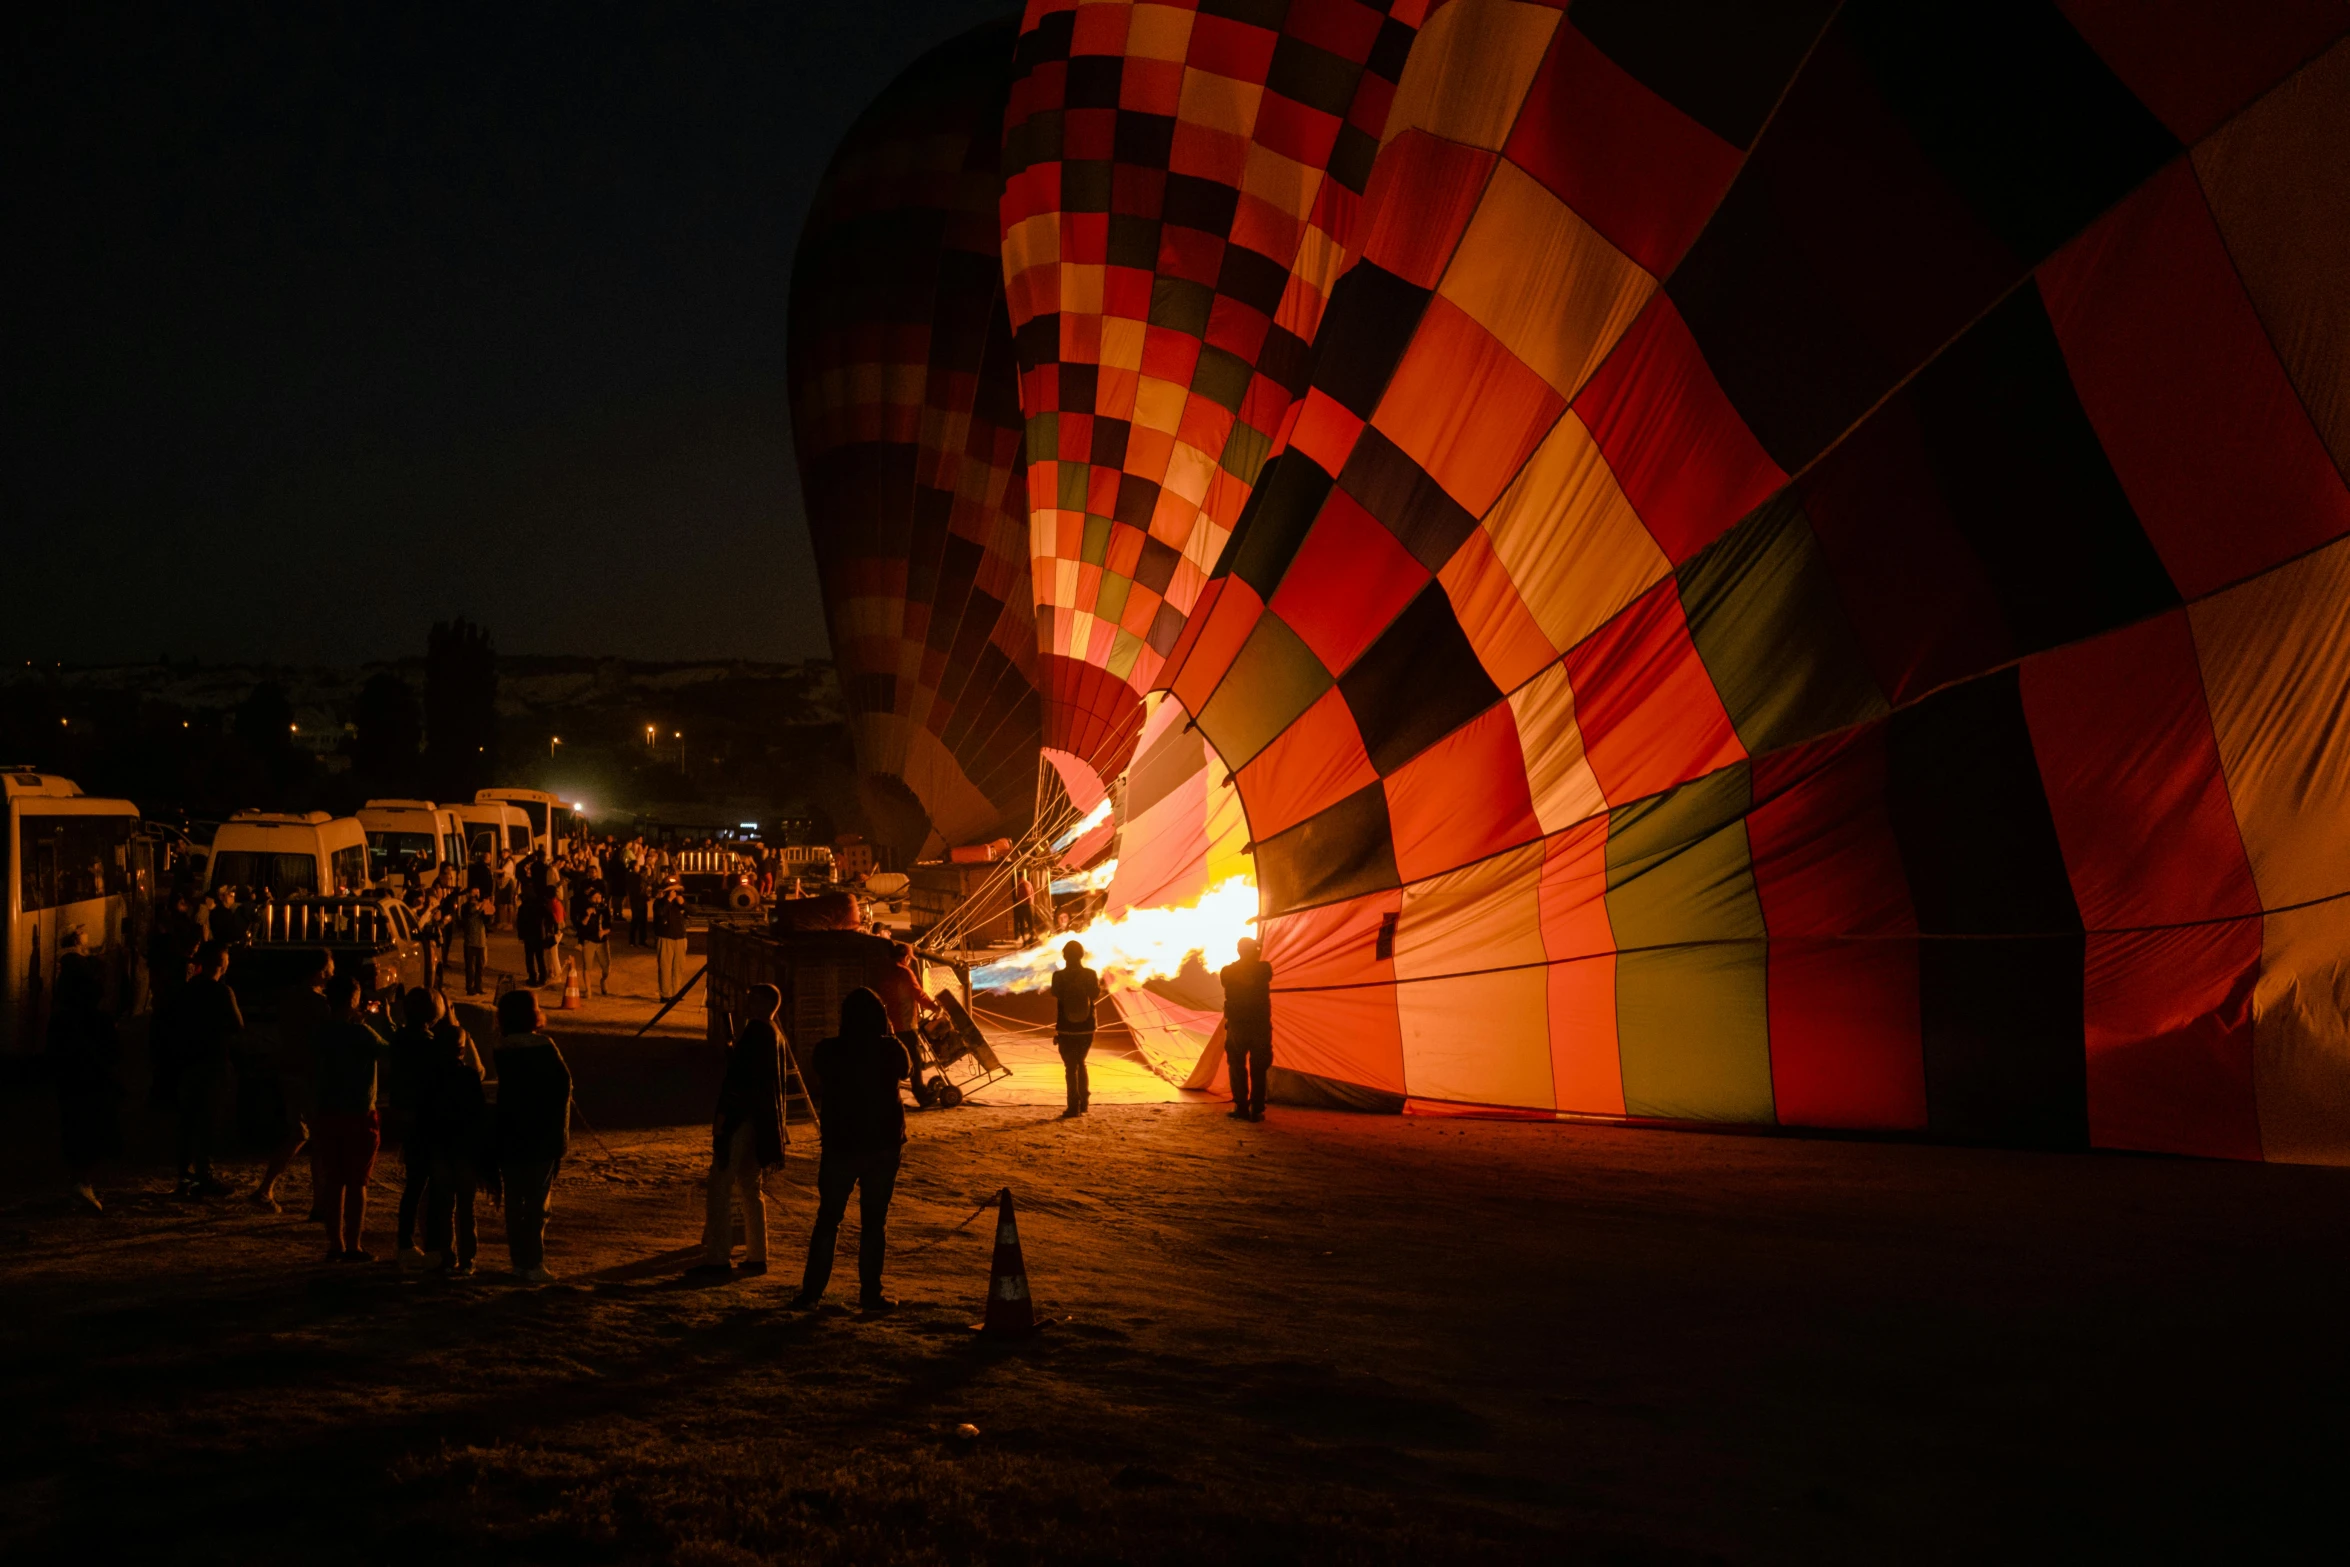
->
[1132,374,1188,434]
[2192,38,2350,480]
[1126,2,1195,63]
[1241,141,1321,223]
[1178,67,1263,139]
[1160,441,1221,507]
[1099,316,1148,373]
[1438,159,1657,400]
[1380,0,1559,153]
[1060,262,1106,317]
[1483,411,1674,655]
[1397,965,1555,1108]
[2188,535,2350,910]
[2252,897,2350,1165]
[1393,839,1546,982]
[1507,663,1606,832]
[1002,211,1060,285]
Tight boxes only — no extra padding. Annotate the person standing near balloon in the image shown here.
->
[1050,941,1100,1118]
[1219,937,1274,1123]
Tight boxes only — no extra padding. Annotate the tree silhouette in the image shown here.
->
[425,619,498,801]
[350,672,423,796]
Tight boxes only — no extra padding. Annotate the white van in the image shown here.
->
[475,788,579,858]
[357,799,464,886]
[455,800,532,862]
[3,771,141,1051]
[206,811,370,898]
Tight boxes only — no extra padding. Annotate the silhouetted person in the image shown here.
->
[387,987,441,1268]
[654,882,690,1001]
[790,988,908,1313]
[1219,936,1274,1122]
[492,990,571,1283]
[414,1003,488,1276]
[1051,940,1101,1118]
[577,889,612,996]
[252,949,331,1214]
[460,890,490,995]
[46,954,120,1212]
[693,984,787,1278]
[174,941,243,1197]
[876,941,946,1106]
[312,974,394,1260]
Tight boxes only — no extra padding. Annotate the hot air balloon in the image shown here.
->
[1145,0,2350,1159]
[790,19,1044,857]
[999,0,1426,798]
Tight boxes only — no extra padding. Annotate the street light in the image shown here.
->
[550,735,562,758]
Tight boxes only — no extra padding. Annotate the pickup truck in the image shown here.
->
[222,893,432,1029]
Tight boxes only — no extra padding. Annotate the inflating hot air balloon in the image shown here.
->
[1140,0,2350,1161]
[999,0,1424,796]
[790,19,1044,856]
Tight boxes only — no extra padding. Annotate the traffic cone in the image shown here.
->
[972,1186,1044,1336]
[560,957,583,1010]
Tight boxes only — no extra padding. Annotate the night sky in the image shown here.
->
[6,2,1016,667]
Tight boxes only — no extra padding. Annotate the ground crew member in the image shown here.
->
[875,942,946,1106]
[654,881,691,1001]
[1051,940,1101,1118]
[492,989,572,1284]
[1219,936,1273,1122]
[790,988,908,1313]
[693,983,787,1278]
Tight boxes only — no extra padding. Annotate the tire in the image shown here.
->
[936,1082,964,1109]
[726,885,757,913]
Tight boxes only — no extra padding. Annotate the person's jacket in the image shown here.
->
[312,1018,393,1115]
[1218,957,1274,1040]
[413,1036,488,1163]
[177,976,245,1070]
[714,1018,788,1169]
[386,1022,435,1119]
[47,1004,121,1100]
[654,899,689,941]
[494,1034,572,1163]
[1051,963,1100,1037]
[810,1029,909,1159]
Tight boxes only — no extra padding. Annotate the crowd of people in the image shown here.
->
[37,832,1279,1308]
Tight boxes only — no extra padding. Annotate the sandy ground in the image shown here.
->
[3,942,2348,1564]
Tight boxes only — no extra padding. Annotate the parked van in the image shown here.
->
[206,811,370,898]
[357,799,463,886]
[475,788,580,858]
[455,800,532,861]
[3,770,142,1051]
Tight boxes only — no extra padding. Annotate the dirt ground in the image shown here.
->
[4,946,2349,1563]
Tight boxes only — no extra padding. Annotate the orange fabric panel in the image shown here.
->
[2191,39,2350,481]
[1260,885,1400,991]
[2251,898,2350,1164]
[1562,579,1746,808]
[1272,982,1407,1096]
[1234,685,1380,842]
[1269,486,1431,674]
[1397,966,1554,1108]
[1382,701,1542,883]
[2038,159,2350,598]
[1437,527,1559,692]
[1371,295,1568,518]
[1167,576,1263,714]
[1540,819,1621,1114]
[1354,129,1496,288]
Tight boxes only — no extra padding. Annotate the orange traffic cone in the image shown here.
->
[973,1187,1044,1337]
[560,957,583,1010]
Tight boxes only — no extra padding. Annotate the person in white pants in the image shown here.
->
[691,984,787,1277]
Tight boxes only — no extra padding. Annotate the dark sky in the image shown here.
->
[4,1,1016,667]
